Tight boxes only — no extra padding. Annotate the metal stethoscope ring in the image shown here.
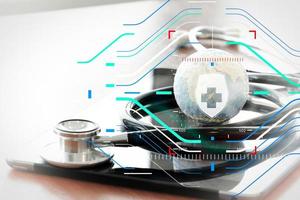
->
[41,119,113,168]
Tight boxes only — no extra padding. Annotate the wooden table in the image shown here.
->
[1,157,300,200]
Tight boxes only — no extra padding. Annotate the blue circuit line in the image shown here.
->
[226,8,300,52]
[227,117,300,162]
[123,0,171,26]
[116,42,201,87]
[105,129,115,133]
[140,134,166,154]
[257,117,300,148]
[227,98,300,142]
[233,153,300,198]
[118,8,201,53]
[116,48,176,86]
[226,12,300,57]
[93,143,133,169]
[226,125,300,170]
[124,91,141,94]
[226,9,300,57]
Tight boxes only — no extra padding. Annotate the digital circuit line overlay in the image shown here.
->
[227,98,300,142]
[118,8,202,53]
[121,109,204,174]
[226,125,300,170]
[93,143,133,169]
[232,153,300,198]
[130,109,296,162]
[116,42,201,86]
[123,0,171,26]
[138,133,203,174]
[77,33,134,64]
[226,8,300,57]
[116,97,201,144]
[100,101,300,194]
[129,110,300,195]
[130,105,299,162]
[129,109,203,153]
[130,108,300,184]
[116,31,189,80]
[91,6,300,196]
[116,40,300,87]
[226,109,300,153]
[116,97,300,145]
[93,140,300,195]
[227,41,300,87]
[118,12,201,58]
[116,48,177,86]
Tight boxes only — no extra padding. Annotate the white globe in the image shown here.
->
[173,49,249,124]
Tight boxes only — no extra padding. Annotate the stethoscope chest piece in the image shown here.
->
[41,119,112,168]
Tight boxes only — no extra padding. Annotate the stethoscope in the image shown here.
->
[41,26,300,169]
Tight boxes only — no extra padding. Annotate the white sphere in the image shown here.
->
[173,49,249,124]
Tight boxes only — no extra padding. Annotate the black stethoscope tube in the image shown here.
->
[117,72,300,157]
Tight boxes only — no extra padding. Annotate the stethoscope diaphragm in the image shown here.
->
[41,119,113,168]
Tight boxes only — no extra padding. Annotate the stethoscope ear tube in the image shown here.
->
[248,71,300,88]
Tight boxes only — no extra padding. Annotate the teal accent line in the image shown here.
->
[288,91,300,95]
[253,90,270,95]
[156,91,173,95]
[117,12,201,58]
[105,84,115,88]
[105,62,115,67]
[227,41,300,88]
[116,97,201,144]
[78,33,134,64]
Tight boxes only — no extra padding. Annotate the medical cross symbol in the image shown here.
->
[201,87,222,108]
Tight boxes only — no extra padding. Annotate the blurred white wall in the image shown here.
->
[0,0,138,15]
